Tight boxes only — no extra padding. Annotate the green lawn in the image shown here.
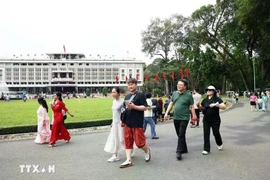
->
[0,95,230,128]
[0,97,114,128]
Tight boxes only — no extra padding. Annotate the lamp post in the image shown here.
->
[253,53,258,92]
[253,58,256,92]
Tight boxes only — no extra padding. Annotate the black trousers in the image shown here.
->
[203,119,223,152]
[195,109,200,126]
[174,120,189,154]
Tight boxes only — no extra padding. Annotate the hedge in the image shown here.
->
[0,119,112,135]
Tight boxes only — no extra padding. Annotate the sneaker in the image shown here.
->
[190,124,196,128]
[65,140,70,143]
[119,160,132,168]
[151,136,159,139]
[145,148,151,162]
[108,154,120,162]
[202,151,209,155]
[48,144,56,148]
[218,144,223,150]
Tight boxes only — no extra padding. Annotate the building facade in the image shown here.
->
[0,53,145,94]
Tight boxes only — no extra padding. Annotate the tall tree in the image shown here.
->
[190,0,257,92]
[235,0,270,91]
[141,14,188,61]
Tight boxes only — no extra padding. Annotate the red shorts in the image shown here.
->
[124,126,146,149]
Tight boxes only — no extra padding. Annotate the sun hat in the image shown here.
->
[205,85,216,92]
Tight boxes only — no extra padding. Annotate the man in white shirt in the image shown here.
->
[191,89,202,128]
[144,92,159,139]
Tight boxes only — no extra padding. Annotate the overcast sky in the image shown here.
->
[0,0,216,63]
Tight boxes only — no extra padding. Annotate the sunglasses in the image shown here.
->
[207,89,213,92]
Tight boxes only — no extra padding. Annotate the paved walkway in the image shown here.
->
[1,99,270,180]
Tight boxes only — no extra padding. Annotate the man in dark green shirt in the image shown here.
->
[164,79,197,160]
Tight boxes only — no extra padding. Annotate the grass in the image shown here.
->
[0,97,114,128]
[0,95,231,128]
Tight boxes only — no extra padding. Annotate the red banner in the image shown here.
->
[155,73,159,82]
[180,70,184,79]
[63,45,66,53]
[171,71,175,80]
[145,74,149,82]
[185,68,189,76]
[125,76,128,82]
[136,74,139,81]
[115,75,119,83]
[162,72,166,80]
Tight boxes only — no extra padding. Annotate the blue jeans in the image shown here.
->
[258,103,262,110]
[262,102,268,111]
[143,117,157,138]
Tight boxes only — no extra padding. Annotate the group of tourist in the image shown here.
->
[249,92,269,111]
[34,78,228,168]
[103,78,226,168]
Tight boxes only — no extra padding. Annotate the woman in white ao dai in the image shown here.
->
[34,97,51,144]
[104,87,124,162]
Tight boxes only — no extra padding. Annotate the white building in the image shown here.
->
[0,53,145,94]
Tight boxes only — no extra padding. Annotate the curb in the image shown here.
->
[0,125,111,142]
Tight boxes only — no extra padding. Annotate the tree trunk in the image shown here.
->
[222,76,226,94]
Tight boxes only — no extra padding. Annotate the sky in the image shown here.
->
[0,0,216,64]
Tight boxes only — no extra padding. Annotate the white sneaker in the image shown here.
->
[107,154,120,162]
[202,151,209,155]
[145,149,151,162]
[119,160,132,168]
[218,144,223,150]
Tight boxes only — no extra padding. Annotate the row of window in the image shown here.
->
[5,81,137,85]
[6,63,141,67]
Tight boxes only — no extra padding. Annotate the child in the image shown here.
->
[257,96,262,111]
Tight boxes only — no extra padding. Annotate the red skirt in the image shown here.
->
[49,116,70,145]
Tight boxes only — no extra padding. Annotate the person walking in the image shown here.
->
[143,92,159,139]
[250,93,257,111]
[34,97,51,144]
[164,95,171,115]
[235,92,239,104]
[257,96,263,111]
[197,85,226,155]
[104,87,125,162]
[164,79,197,161]
[157,96,163,122]
[261,92,268,111]
[151,95,159,124]
[120,78,151,168]
[49,92,74,147]
[191,89,202,128]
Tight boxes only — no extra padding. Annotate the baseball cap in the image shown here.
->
[127,78,137,84]
[205,85,216,92]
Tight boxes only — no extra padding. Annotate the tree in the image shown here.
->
[141,15,189,95]
[235,0,270,91]
[102,87,108,97]
[190,0,253,92]
[86,88,91,97]
[141,14,188,62]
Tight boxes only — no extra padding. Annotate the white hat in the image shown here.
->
[205,85,216,91]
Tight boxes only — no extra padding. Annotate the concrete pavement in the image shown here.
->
[1,99,270,180]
